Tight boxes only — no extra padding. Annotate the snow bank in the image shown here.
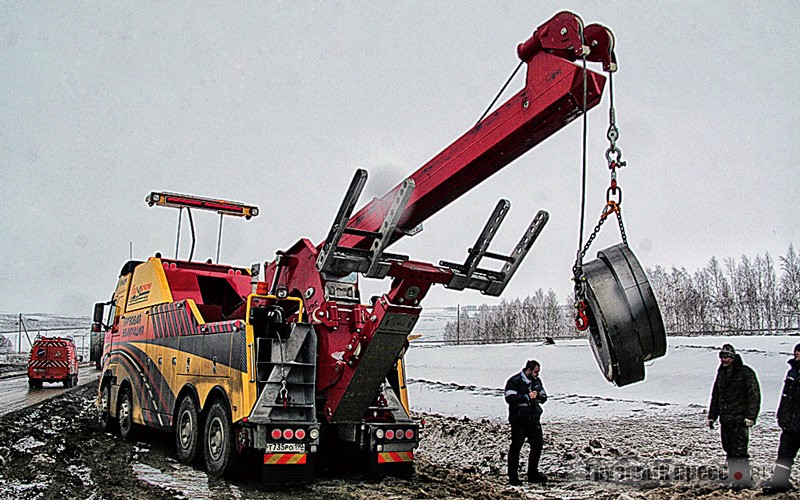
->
[405,335,799,422]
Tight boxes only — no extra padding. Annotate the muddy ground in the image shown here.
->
[0,385,797,499]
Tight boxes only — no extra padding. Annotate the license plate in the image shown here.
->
[264,442,305,453]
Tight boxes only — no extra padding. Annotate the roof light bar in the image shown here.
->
[146,191,259,219]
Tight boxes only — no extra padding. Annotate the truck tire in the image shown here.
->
[204,400,234,477]
[28,379,41,390]
[100,383,118,433]
[64,377,73,388]
[175,396,201,464]
[118,386,137,441]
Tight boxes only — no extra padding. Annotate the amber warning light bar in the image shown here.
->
[146,191,259,219]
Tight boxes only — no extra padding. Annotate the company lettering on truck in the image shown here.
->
[120,314,144,338]
[128,283,152,306]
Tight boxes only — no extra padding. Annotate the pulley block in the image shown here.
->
[582,243,666,386]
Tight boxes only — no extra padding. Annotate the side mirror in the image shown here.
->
[91,323,101,333]
[93,302,105,324]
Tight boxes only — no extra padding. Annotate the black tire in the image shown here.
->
[64,377,72,388]
[118,386,136,441]
[100,383,118,433]
[204,400,234,477]
[175,396,201,464]
[28,378,37,390]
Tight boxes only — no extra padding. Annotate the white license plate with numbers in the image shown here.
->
[264,442,305,453]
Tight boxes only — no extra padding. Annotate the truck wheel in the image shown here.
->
[118,386,137,441]
[28,379,38,390]
[175,396,201,464]
[64,377,73,388]
[100,383,118,433]
[204,400,233,477]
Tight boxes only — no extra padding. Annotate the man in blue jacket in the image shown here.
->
[763,343,800,493]
[504,359,548,485]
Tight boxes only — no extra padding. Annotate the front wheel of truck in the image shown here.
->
[118,386,137,441]
[100,383,118,433]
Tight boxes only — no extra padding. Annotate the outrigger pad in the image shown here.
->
[582,243,666,386]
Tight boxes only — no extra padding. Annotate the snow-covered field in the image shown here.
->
[405,335,800,423]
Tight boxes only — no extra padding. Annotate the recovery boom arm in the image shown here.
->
[264,11,619,423]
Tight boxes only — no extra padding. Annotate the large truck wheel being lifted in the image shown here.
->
[93,11,666,483]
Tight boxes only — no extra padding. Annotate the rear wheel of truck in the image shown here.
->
[175,395,201,464]
[28,379,42,390]
[118,386,137,441]
[100,383,118,433]
[64,377,73,388]
[204,400,234,477]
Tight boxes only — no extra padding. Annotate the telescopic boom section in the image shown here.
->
[330,11,612,252]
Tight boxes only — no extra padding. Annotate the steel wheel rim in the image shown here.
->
[207,417,223,460]
[120,395,131,431]
[101,387,110,414]
[179,410,193,448]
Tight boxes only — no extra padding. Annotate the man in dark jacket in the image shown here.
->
[708,343,761,488]
[505,359,547,486]
[763,343,800,493]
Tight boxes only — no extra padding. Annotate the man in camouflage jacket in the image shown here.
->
[708,343,761,487]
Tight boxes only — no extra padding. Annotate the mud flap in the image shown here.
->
[583,243,666,386]
[262,453,315,484]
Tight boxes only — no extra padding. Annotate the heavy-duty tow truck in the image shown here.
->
[92,11,666,482]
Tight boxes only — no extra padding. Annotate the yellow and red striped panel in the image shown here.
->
[263,453,307,465]
[377,451,414,463]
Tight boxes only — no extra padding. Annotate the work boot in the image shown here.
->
[762,462,794,494]
[528,472,547,483]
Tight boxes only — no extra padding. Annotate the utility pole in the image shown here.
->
[456,304,460,345]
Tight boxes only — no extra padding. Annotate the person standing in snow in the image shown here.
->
[763,343,800,494]
[504,359,547,486]
[708,343,761,488]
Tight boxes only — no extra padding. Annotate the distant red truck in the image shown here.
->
[27,337,80,389]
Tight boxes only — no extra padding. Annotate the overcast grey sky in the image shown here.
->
[2,2,798,316]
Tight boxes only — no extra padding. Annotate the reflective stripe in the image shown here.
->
[378,451,414,463]
[263,453,307,465]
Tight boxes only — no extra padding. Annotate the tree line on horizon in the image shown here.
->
[442,245,800,343]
